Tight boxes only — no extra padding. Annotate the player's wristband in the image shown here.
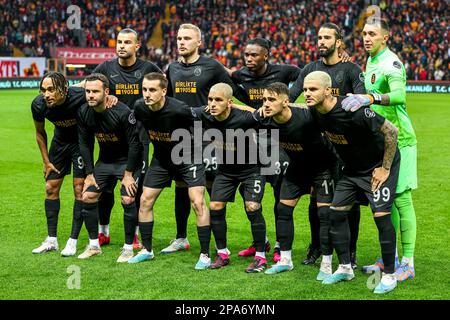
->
[370,93,382,105]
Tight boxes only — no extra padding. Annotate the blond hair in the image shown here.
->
[178,23,202,40]
[304,71,332,88]
[210,83,233,99]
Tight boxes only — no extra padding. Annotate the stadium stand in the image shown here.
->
[0,0,448,80]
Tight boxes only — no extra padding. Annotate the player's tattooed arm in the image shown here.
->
[370,92,390,105]
[371,119,398,192]
[379,119,398,171]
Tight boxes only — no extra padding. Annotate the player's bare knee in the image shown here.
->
[280,199,297,207]
[121,196,135,205]
[191,198,204,214]
[45,180,61,199]
[138,209,152,222]
[245,201,260,212]
[82,192,99,204]
[210,201,225,211]
[374,211,390,218]
[140,195,154,210]
[73,184,83,200]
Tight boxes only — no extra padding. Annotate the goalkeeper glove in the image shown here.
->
[342,94,374,112]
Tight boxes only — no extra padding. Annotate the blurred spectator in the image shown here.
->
[0,0,447,80]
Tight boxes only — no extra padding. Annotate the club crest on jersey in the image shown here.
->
[194,67,202,77]
[371,73,376,84]
[128,112,136,124]
[336,71,344,84]
[134,70,142,78]
[359,73,365,82]
[364,108,376,118]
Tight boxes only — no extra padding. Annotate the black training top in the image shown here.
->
[289,60,365,102]
[166,55,249,106]
[31,87,86,143]
[134,96,195,162]
[77,101,142,174]
[258,107,337,173]
[232,63,301,108]
[311,97,393,176]
[94,58,162,108]
[191,107,261,176]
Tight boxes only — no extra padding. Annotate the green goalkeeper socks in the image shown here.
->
[392,190,417,259]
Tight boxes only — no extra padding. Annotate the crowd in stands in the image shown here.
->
[0,0,448,80]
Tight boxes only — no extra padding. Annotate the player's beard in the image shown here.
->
[117,50,134,60]
[88,95,105,108]
[319,43,336,58]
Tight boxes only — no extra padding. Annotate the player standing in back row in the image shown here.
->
[289,23,366,268]
[75,28,162,249]
[162,23,249,254]
[342,18,418,282]
[229,38,301,262]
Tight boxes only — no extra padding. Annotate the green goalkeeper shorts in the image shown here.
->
[396,145,418,194]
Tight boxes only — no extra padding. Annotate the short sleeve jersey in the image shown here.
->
[134,97,195,162]
[258,107,337,173]
[94,58,162,108]
[166,56,248,107]
[77,102,141,174]
[31,87,86,143]
[192,107,261,176]
[232,63,301,109]
[311,97,390,176]
[289,60,366,102]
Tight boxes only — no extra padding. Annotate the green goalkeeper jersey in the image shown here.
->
[365,47,417,148]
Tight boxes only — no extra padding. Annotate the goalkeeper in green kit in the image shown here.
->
[342,18,417,282]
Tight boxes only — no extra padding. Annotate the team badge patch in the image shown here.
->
[371,73,376,84]
[194,67,202,76]
[336,71,344,84]
[393,61,402,69]
[364,108,376,118]
[134,71,142,78]
[359,72,365,82]
[128,112,136,124]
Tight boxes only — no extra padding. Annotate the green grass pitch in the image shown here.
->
[0,90,449,300]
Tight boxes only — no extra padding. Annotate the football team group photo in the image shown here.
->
[0,0,448,302]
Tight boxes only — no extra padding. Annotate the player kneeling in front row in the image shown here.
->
[77,73,143,261]
[129,73,211,268]
[306,71,400,294]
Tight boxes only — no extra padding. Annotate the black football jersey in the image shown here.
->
[166,55,249,107]
[289,60,365,102]
[93,58,162,108]
[77,101,142,174]
[134,97,195,162]
[31,87,86,143]
[191,107,261,175]
[257,107,337,172]
[232,63,300,109]
[311,97,396,176]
